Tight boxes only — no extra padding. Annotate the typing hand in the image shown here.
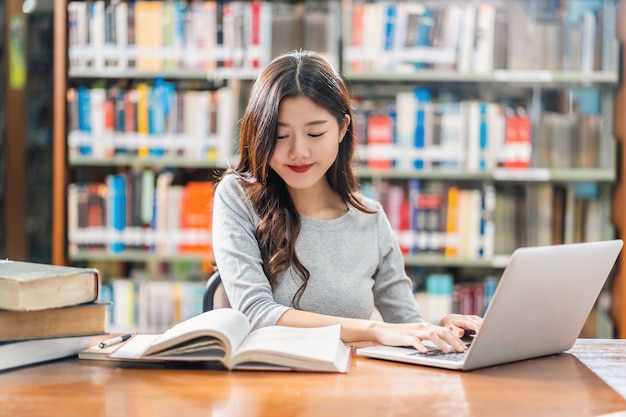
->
[438,314,483,336]
[373,321,469,354]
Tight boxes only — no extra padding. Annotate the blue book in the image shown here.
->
[479,103,489,171]
[148,78,170,157]
[413,8,435,69]
[107,174,127,253]
[383,4,397,53]
[77,86,92,156]
[413,88,431,170]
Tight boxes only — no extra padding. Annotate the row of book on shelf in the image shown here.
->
[68,0,339,72]
[67,168,609,261]
[415,274,498,324]
[364,178,609,259]
[68,171,214,255]
[345,0,609,73]
[67,0,610,75]
[352,88,602,172]
[67,83,236,163]
[100,277,205,334]
[67,81,603,172]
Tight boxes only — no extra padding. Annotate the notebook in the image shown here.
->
[357,240,624,371]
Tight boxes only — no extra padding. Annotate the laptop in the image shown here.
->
[357,239,624,371]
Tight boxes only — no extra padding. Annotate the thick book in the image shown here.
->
[0,336,92,372]
[0,260,100,311]
[0,301,109,342]
[108,308,352,373]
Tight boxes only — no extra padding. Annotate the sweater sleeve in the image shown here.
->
[371,205,424,323]
[211,175,291,330]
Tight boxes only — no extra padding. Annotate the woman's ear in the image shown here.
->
[338,114,351,143]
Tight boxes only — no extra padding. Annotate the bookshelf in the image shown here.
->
[52,0,342,332]
[342,0,620,328]
[611,0,626,339]
[51,0,624,335]
[3,1,28,261]
[0,0,5,259]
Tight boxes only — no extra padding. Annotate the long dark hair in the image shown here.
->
[231,50,373,307]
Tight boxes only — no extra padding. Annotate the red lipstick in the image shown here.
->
[288,164,314,173]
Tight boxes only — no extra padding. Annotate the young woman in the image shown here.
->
[212,50,482,354]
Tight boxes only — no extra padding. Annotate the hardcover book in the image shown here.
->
[108,308,351,373]
[0,260,100,311]
[0,301,109,342]
[0,336,92,372]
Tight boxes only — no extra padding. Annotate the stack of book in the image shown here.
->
[0,260,108,371]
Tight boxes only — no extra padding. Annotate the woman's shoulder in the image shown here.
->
[216,171,251,195]
[214,172,256,211]
[354,192,384,212]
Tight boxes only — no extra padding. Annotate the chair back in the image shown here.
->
[202,271,231,311]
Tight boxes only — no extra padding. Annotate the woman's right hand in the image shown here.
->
[370,321,468,354]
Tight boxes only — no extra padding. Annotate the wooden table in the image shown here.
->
[1,339,625,417]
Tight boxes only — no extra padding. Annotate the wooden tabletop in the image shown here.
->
[1,338,625,417]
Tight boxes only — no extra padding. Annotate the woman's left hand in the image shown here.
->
[438,314,483,337]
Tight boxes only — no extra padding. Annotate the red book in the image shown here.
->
[504,112,532,169]
[367,115,393,170]
[103,96,115,158]
[249,2,262,69]
[179,182,215,255]
[351,3,365,72]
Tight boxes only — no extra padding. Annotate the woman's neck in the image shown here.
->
[288,182,348,220]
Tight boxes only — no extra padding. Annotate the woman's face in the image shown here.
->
[270,95,349,193]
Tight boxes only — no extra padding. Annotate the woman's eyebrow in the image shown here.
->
[277,120,329,127]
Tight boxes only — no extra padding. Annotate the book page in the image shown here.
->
[109,334,161,359]
[228,324,351,372]
[142,308,251,357]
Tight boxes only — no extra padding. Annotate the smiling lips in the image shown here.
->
[288,164,314,173]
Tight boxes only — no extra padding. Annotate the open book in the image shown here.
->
[108,308,351,373]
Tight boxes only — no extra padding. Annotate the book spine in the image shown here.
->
[107,174,127,253]
[115,2,128,70]
[76,86,92,156]
[136,82,150,158]
[89,1,105,70]
[367,114,393,170]
[413,88,431,170]
[444,186,459,258]
[394,91,416,170]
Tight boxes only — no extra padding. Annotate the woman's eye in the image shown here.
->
[277,134,289,140]
[309,132,325,138]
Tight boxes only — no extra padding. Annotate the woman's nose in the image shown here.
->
[288,134,310,159]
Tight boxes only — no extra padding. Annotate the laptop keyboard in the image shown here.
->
[409,349,468,362]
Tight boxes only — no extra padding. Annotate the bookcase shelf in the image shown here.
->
[403,255,509,269]
[69,155,225,169]
[68,68,260,81]
[344,70,619,86]
[356,168,615,183]
[68,250,209,263]
[51,0,625,335]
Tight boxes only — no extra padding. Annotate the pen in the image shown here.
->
[98,333,133,349]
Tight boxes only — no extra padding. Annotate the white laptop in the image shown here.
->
[357,240,623,371]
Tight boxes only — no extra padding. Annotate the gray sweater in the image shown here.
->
[212,174,423,330]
